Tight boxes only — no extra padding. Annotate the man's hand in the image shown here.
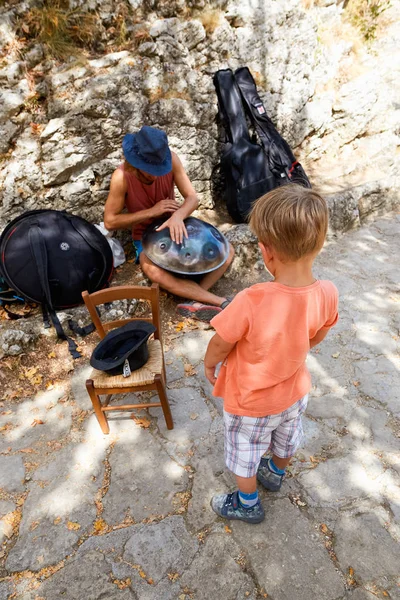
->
[204,364,217,385]
[150,199,180,218]
[157,212,188,244]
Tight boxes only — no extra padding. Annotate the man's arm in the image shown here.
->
[104,169,179,231]
[204,333,236,385]
[156,152,199,244]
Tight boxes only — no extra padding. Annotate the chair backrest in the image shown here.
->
[82,284,162,341]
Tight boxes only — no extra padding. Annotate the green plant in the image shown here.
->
[345,0,391,41]
[19,0,100,59]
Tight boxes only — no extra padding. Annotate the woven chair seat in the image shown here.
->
[90,339,163,389]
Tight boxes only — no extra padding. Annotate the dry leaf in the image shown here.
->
[66,521,81,531]
[131,416,151,429]
[175,322,185,332]
[53,517,61,525]
[224,525,232,534]
[138,570,146,579]
[331,352,340,359]
[189,413,199,420]
[32,375,43,385]
[22,23,30,33]
[25,367,38,379]
[20,448,35,454]
[112,578,131,590]
[167,572,179,582]
[352,381,360,387]
[0,423,13,432]
[348,567,354,577]
[147,578,154,585]
[93,518,108,534]
[184,363,196,376]
[320,523,329,534]
[31,419,45,427]
[48,351,56,359]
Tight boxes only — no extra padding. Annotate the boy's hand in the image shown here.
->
[204,365,217,385]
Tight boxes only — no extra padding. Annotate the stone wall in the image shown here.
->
[0,0,399,232]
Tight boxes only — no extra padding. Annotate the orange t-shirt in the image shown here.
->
[210,280,339,417]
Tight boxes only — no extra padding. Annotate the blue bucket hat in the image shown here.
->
[122,126,172,176]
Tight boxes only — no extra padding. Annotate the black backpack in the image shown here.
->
[0,210,113,357]
[213,67,311,222]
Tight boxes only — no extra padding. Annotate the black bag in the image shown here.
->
[213,67,311,222]
[234,67,311,188]
[0,210,114,357]
[213,69,276,223]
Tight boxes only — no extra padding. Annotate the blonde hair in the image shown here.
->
[249,184,328,261]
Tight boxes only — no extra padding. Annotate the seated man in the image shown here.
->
[104,126,234,321]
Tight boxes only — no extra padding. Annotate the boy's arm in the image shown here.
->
[309,327,330,348]
[204,333,236,385]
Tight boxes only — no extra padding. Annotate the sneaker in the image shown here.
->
[257,457,284,492]
[176,301,222,322]
[211,490,265,524]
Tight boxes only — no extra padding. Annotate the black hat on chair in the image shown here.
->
[90,321,156,377]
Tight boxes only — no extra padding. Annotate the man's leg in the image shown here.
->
[199,243,235,291]
[140,253,227,306]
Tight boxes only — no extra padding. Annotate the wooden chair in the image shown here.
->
[82,283,173,434]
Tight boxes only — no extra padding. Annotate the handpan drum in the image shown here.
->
[142,217,230,275]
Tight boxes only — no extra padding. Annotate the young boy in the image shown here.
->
[204,185,338,524]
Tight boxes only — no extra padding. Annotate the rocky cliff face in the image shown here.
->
[0,0,399,232]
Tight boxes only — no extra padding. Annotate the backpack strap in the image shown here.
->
[213,69,251,145]
[28,224,81,359]
[234,67,296,177]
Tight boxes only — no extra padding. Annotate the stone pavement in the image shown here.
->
[0,214,399,600]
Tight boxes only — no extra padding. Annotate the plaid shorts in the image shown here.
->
[224,395,308,478]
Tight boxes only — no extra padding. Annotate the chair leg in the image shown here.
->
[155,374,173,430]
[86,379,110,434]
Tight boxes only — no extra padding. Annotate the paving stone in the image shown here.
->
[307,350,349,397]
[0,454,25,493]
[352,323,398,359]
[306,394,347,419]
[301,416,342,457]
[0,582,11,600]
[180,530,256,599]
[123,516,198,585]
[0,499,16,543]
[164,350,185,383]
[298,452,384,506]
[231,499,344,600]
[29,550,135,599]
[6,442,105,572]
[187,434,229,531]
[172,329,214,365]
[0,386,73,452]
[102,427,188,525]
[334,512,400,580]
[0,499,15,517]
[74,523,186,599]
[355,357,400,416]
[70,364,94,410]
[347,590,381,600]
[149,387,213,453]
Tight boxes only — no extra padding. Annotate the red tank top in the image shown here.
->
[119,164,175,240]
